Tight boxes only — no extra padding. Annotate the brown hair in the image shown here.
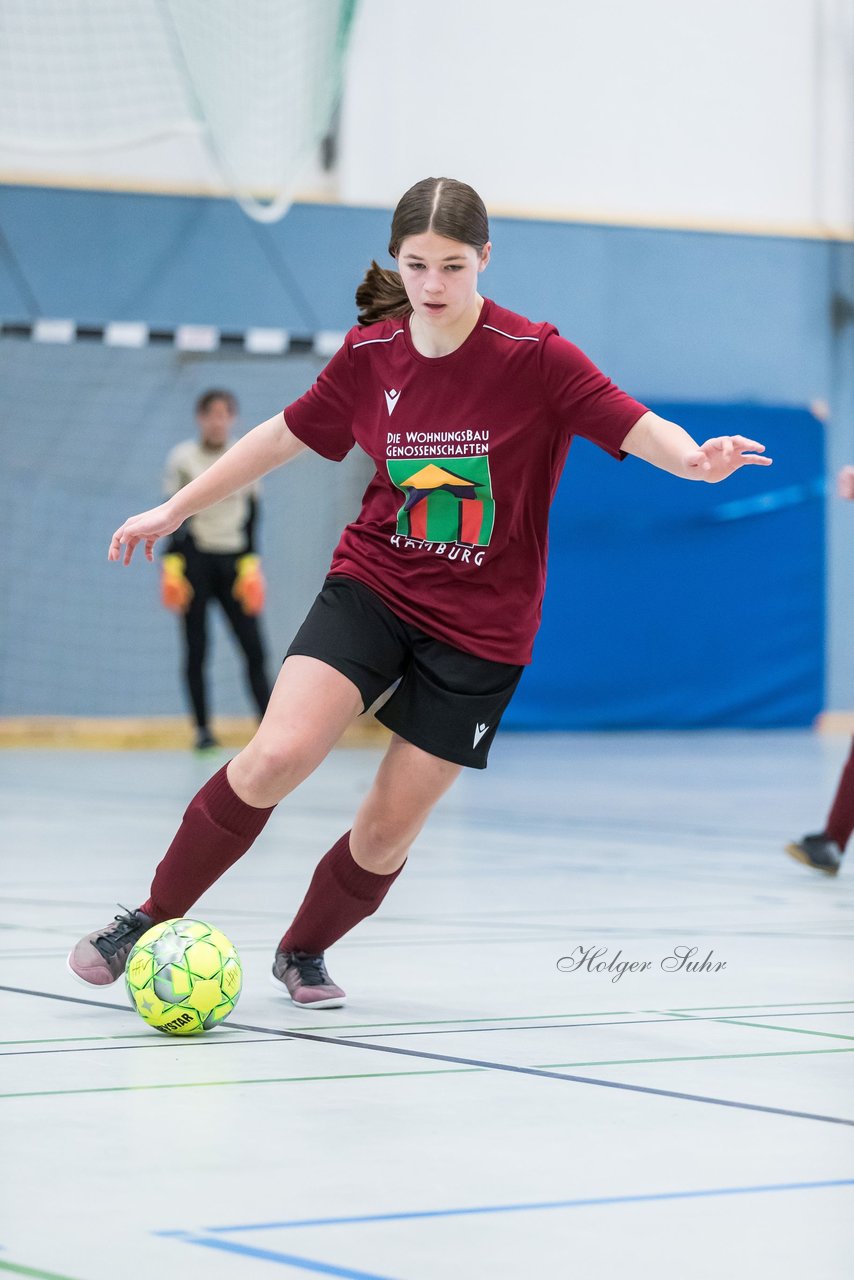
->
[195,388,238,416]
[355,177,489,326]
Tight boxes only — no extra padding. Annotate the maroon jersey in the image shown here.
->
[284,298,646,663]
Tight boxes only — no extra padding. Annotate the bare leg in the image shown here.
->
[279,735,462,955]
[350,734,463,872]
[142,655,365,921]
[227,655,365,807]
[70,656,369,986]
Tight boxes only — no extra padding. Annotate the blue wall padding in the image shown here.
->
[505,404,825,729]
[0,184,838,413]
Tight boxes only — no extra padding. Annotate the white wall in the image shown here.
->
[0,0,851,234]
[339,0,853,233]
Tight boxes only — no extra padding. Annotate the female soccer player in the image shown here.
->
[68,177,772,1009]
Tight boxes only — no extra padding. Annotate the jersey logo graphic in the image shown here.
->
[387,455,495,548]
[473,723,490,748]
[384,388,401,416]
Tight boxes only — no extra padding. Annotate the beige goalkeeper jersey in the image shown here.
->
[163,439,259,554]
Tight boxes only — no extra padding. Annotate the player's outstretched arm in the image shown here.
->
[109,413,306,565]
[621,410,773,483]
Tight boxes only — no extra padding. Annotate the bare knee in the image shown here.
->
[350,812,420,873]
[228,737,316,807]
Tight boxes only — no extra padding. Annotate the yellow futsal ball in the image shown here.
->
[125,918,242,1035]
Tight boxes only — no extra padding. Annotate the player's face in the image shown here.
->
[397,231,490,329]
[197,399,235,448]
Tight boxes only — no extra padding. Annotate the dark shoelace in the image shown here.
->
[291,953,331,986]
[93,907,147,959]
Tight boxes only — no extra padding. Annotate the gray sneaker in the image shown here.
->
[270,950,346,1009]
[785,833,843,876]
[67,907,154,986]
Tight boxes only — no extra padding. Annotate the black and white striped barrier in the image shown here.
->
[0,320,345,356]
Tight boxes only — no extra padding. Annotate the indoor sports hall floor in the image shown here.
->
[2,729,852,1280]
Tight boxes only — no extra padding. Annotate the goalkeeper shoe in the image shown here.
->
[270,949,346,1009]
[67,907,154,986]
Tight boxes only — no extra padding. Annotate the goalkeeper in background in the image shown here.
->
[161,389,272,751]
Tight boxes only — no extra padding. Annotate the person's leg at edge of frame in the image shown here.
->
[271,734,463,1009]
[786,736,854,876]
[824,737,854,855]
[66,656,364,986]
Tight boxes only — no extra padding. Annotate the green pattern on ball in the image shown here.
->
[125,918,242,1035]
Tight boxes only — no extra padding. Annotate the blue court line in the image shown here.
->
[172,1236,398,1279]
[164,1180,854,1276]
[192,1178,854,1234]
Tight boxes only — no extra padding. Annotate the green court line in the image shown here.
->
[284,1000,854,1033]
[538,1046,854,1070]
[0,1066,477,1099]
[0,1260,83,1280]
[0,1033,157,1047]
[280,1009,642,1031]
[668,1000,854,1012]
[3,987,851,1041]
[0,1032,276,1053]
[664,1010,854,1042]
[2,1002,850,1047]
[5,1009,851,1055]
[713,1019,854,1043]
[2,1044,852,1101]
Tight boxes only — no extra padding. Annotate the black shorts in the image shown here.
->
[286,576,523,769]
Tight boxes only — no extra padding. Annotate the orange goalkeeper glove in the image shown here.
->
[232,553,266,616]
[160,553,193,613]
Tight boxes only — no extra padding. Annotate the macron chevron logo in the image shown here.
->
[384,388,401,416]
[473,723,490,748]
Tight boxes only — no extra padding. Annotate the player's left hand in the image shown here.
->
[684,436,773,483]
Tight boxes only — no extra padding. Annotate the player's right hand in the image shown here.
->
[109,502,182,564]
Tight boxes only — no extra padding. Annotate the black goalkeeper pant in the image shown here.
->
[181,551,271,732]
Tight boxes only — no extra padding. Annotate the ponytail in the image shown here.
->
[355,260,412,327]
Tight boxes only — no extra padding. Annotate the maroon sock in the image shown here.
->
[139,764,275,921]
[825,737,854,852]
[279,831,405,954]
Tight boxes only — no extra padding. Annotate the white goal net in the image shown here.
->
[0,0,357,221]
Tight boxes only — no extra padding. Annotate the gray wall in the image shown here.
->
[0,343,372,715]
